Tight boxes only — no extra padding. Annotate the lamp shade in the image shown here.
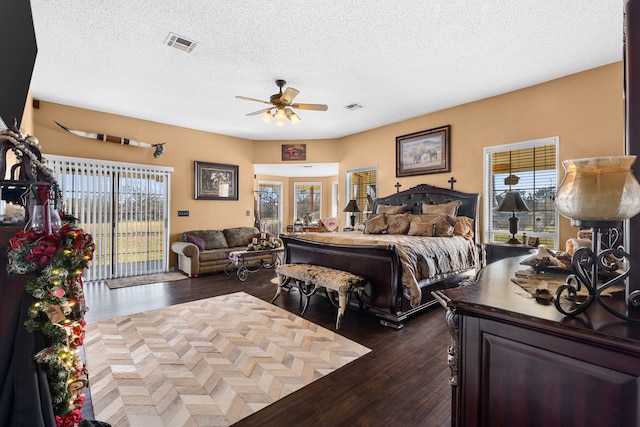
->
[555,155,640,221]
[261,110,272,124]
[343,199,360,213]
[497,192,530,212]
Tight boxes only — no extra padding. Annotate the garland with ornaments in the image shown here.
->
[7,211,95,427]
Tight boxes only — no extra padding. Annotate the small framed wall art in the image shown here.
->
[396,125,450,177]
[195,161,239,200]
[282,144,306,161]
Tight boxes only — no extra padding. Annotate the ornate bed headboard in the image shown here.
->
[372,183,481,237]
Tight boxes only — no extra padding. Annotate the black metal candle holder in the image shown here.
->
[553,220,640,322]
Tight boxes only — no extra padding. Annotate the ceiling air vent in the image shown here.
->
[344,103,364,111]
[166,33,197,53]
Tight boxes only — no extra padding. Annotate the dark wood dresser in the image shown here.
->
[433,256,640,427]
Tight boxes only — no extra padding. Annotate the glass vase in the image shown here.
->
[555,155,640,222]
[27,184,61,235]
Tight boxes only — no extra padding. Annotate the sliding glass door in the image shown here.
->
[45,155,173,281]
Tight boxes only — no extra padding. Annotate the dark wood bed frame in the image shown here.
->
[280,183,481,329]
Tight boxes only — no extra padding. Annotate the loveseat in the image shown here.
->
[171,227,280,277]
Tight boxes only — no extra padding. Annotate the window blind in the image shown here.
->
[45,154,173,281]
[346,166,377,225]
[484,138,559,248]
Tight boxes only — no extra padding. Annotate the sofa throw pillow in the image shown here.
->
[385,213,412,234]
[223,227,260,247]
[200,230,228,250]
[376,204,407,215]
[364,213,388,234]
[422,200,462,217]
[185,234,205,251]
[408,214,454,237]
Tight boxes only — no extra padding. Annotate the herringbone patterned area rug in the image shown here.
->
[84,291,371,426]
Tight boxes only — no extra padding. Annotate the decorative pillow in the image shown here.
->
[385,213,412,234]
[319,217,339,232]
[422,200,462,217]
[408,214,454,237]
[223,227,260,247]
[376,204,407,215]
[185,234,205,251]
[452,216,475,239]
[364,214,388,234]
[203,230,228,249]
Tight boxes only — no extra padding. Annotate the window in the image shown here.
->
[331,180,339,217]
[345,166,377,225]
[257,180,282,234]
[483,137,559,248]
[45,154,173,281]
[294,182,321,223]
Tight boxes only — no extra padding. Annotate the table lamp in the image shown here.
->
[496,192,530,244]
[343,199,360,228]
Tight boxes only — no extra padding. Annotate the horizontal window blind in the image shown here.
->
[45,154,173,281]
[346,166,377,225]
[484,138,559,248]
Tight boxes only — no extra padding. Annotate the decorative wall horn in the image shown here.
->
[54,121,166,158]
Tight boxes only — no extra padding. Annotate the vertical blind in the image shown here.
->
[484,137,559,248]
[45,154,173,281]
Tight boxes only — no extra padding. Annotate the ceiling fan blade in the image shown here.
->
[235,95,271,105]
[291,103,328,111]
[280,87,300,104]
[246,107,272,116]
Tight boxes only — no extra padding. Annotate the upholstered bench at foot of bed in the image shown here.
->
[273,263,367,330]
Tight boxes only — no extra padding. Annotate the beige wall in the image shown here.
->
[32,102,255,246]
[339,62,624,245]
[28,62,624,261]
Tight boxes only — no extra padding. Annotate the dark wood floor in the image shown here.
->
[83,268,453,426]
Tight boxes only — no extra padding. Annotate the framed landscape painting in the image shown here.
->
[396,125,450,177]
[195,161,238,200]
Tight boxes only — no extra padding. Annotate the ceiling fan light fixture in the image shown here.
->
[285,108,301,125]
[237,79,327,126]
[275,108,286,121]
[261,110,272,124]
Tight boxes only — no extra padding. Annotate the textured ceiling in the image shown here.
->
[29,1,622,142]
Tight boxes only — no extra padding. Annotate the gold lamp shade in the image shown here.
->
[555,155,640,223]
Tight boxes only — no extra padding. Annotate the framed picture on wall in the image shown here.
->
[396,125,450,177]
[195,161,239,200]
[282,144,307,161]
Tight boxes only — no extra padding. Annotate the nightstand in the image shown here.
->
[483,242,536,266]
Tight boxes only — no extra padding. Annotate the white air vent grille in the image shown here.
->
[166,33,197,53]
[344,103,364,111]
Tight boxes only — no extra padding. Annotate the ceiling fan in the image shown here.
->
[236,79,328,126]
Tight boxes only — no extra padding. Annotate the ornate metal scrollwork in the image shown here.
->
[445,309,460,387]
[553,225,640,322]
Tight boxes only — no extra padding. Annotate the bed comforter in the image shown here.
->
[291,232,477,306]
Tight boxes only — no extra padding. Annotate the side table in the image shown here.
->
[483,242,535,266]
[225,247,284,281]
